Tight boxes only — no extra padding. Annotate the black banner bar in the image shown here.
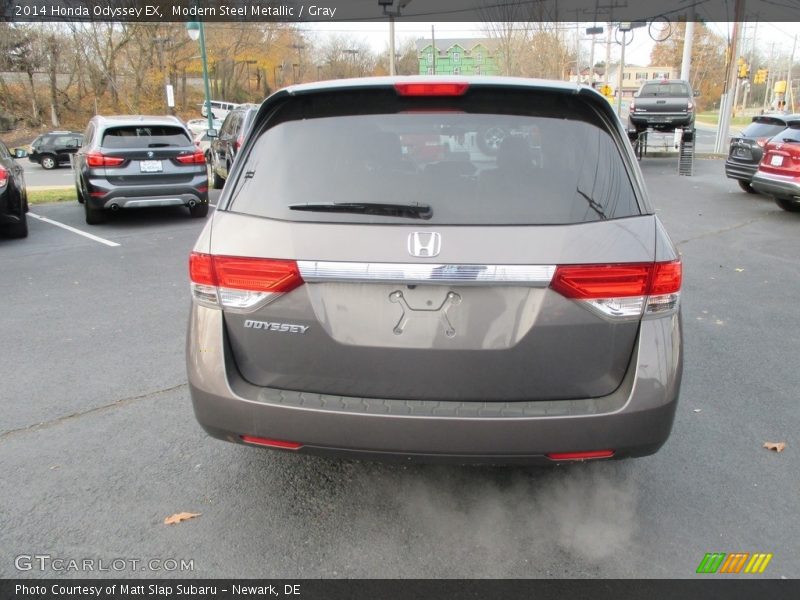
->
[2,580,800,600]
[2,0,800,23]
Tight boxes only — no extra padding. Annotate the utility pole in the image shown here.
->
[604,22,611,88]
[431,25,436,75]
[575,14,581,83]
[788,34,797,112]
[715,0,744,154]
[680,22,695,81]
[763,42,774,112]
[616,25,628,117]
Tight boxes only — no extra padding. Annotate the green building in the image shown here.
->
[415,38,501,76]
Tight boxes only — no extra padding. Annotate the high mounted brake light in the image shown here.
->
[394,82,470,97]
[189,253,304,311]
[551,260,682,319]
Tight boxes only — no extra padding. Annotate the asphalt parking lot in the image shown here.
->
[1,158,798,579]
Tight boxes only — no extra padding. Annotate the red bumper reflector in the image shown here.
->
[394,82,470,97]
[240,435,303,450]
[546,450,615,461]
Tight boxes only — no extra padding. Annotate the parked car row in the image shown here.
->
[726,113,800,211]
[0,140,29,238]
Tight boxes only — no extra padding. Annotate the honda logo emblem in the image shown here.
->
[408,232,441,257]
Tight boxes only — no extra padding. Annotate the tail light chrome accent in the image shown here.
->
[297,261,555,286]
[550,260,682,320]
[189,253,304,311]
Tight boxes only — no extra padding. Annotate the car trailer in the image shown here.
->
[628,127,696,176]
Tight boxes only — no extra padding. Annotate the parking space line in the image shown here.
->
[27,212,121,247]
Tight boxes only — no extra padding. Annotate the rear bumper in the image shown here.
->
[725,158,758,182]
[629,113,694,130]
[84,180,208,210]
[751,172,800,199]
[186,305,683,464]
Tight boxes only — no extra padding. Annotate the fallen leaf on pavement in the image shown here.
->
[763,442,786,453]
[735,268,744,272]
[693,409,702,413]
[164,512,201,525]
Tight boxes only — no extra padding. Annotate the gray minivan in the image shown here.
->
[186,77,683,464]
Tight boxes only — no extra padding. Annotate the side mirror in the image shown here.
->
[14,148,28,159]
[632,91,639,98]
[206,129,218,138]
[694,90,701,97]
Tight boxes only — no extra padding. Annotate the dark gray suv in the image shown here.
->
[186,77,683,464]
[74,115,209,224]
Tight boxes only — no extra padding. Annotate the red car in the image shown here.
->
[751,124,800,212]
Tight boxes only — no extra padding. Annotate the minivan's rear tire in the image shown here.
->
[189,202,209,218]
[40,155,57,170]
[775,197,800,212]
[738,180,758,194]
[84,201,108,225]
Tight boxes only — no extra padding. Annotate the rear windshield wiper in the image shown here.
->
[289,202,432,220]
[576,189,607,220]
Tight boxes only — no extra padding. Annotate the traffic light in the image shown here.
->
[754,69,768,85]
[737,58,750,79]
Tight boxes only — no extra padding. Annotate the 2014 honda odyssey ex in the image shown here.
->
[186,77,683,464]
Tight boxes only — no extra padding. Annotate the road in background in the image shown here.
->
[1,165,798,578]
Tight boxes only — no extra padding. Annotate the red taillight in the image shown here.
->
[650,261,682,295]
[234,135,243,151]
[189,252,216,286]
[551,261,682,299]
[189,252,304,309]
[551,263,653,299]
[176,150,206,164]
[240,435,303,450]
[86,152,124,167]
[0,166,8,187]
[546,450,615,461]
[213,256,303,293]
[394,82,470,97]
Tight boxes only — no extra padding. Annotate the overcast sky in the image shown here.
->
[304,21,800,67]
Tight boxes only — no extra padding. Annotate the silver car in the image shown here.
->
[186,77,683,464]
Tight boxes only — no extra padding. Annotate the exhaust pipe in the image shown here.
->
[188,200,197,208]
[110,204,120,211]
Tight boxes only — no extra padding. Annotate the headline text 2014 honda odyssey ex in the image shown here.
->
[186,77,683,464]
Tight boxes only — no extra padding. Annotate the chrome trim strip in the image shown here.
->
[297,261,556,286]
[105,198,189,208]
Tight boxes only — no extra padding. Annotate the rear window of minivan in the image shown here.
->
[228,89,641,225]
[101,126,191,149]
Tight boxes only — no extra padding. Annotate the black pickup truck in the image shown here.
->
[628,79,698,135]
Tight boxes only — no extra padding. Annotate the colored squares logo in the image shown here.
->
[697,553,773,574]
